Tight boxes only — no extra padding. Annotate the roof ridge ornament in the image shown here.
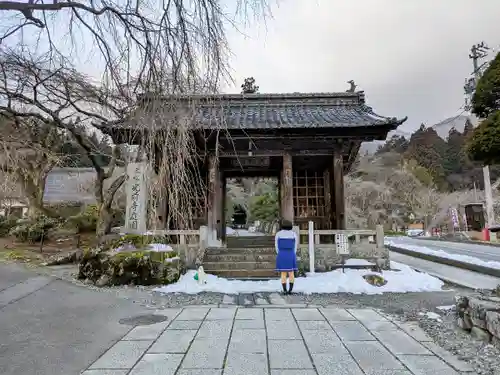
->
[346,80,357,93]
[241,77,259,94]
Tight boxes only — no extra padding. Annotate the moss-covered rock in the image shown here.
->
[77,248,185,286]
[363,274,387,287]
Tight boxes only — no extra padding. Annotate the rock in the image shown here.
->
[362,274,388,286]
[463,314,474,330]
[486,311,500,340]
[467,297,500,329]
[471,326,492,342]
[45,249,84,266]
[481,296,500,304]
[77,248,186,286]
[457,317,472,331]
[456,295,469,309]
[96,274,111,287]
[492,336,500,349]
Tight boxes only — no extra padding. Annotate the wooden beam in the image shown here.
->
[221,176,227,243]
[333,149,346,229]
[323,169,331,230]
[207,154,218,234]
[280,153,294,222]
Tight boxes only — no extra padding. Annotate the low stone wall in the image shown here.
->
[298,243,389,272]
[456,295,500,347]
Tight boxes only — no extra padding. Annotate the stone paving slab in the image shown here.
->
[82,307,476,375]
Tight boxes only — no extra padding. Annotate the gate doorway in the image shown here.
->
[231,204,247,228]
[224,177,279,238]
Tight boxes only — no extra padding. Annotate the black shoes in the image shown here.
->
[281,282,294,295]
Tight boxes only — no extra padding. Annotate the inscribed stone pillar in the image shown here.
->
[280,153,294,223]
[125,162,148,234]
[333,150,346,230]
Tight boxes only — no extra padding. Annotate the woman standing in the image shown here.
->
[275,220,298,294]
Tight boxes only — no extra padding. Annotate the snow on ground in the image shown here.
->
[153,261,444,295]
[386,237,500,270]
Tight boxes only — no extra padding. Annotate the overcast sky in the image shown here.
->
[222,0,500,133]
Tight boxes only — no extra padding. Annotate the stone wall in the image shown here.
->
[297,243,389,272]
[456,295,500,347]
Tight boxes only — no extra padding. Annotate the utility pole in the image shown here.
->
[467,42,495,228]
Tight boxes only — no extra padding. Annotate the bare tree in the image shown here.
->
[0,51,132,234]
[0,0,270,238]
[0,0,268,96]
[0,113,68,218]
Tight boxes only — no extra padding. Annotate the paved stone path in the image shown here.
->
[82,307,475,375]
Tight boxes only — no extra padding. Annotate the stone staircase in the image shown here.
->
[203,235,277,279]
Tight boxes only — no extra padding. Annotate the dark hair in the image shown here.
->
[281,220,293,230]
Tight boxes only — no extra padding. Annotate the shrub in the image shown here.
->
[47,203,83,218]
[0,216,19,237]
[66,204,98,233]
[9,216,61,243]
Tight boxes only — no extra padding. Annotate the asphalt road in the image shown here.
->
[389,237,500,263]
[0,263,149,375]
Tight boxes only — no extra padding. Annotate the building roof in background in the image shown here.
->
[43,167,125,204]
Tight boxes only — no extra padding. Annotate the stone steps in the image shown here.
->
[203,243,278,279]
[202,269,277,278]
[204,249,276,263]
[226,236,275,248]
[204,254,277,262]
[205,247,276,256]
[203,261,276,271]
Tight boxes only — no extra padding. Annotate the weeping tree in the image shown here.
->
[0,0,271,236]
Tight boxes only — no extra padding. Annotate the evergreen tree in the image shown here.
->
[467,51,500,165]
[404,124,447,189]
[376,134,409,154]
[443,127,465,175]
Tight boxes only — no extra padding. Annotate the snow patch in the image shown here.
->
[385,237,500,270]
[419,311,443,322]
[146,243,174,252]
[153,261,444,295]
[436,305,456,312]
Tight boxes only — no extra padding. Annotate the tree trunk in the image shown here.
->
[96,204,113,238]
[21,173,51,219]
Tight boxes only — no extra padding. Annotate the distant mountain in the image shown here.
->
[360,114,478,155]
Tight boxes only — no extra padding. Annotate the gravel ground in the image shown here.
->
[398,306,500,375]
[36,264,461,312]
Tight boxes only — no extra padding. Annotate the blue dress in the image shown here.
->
[275,229,298,272]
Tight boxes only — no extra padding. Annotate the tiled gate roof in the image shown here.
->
[107,91,407,131]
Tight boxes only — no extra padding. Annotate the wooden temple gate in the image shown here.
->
[101,91,406,242]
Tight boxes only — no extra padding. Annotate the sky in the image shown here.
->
[222,0,500,133]
[1,0,499,135]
